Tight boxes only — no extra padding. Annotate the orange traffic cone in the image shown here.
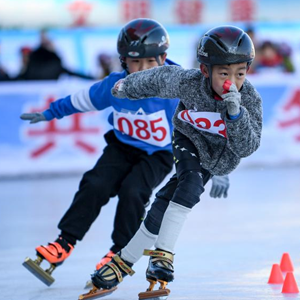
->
[268,264,284,284]
[280,253,294,272]
[282,272,299,294]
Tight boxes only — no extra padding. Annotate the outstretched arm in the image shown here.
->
[19,78,112,123]
[20,94,83,123]
[112,65,184,100]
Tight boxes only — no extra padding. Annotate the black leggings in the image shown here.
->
[58,130,173,252]
[144,130,212,235]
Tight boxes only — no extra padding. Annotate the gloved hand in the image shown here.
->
[111,79,126,98]
[221,80,241,116]
[20,112,46,124]
[209,175,230,198]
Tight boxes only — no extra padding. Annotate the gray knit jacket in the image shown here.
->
[113,65,262,175]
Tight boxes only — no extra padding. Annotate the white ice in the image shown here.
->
[1,166,300,300]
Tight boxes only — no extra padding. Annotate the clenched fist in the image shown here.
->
[221,80,241,117]
[111,79,126,98]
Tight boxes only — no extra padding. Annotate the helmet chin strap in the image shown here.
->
[119,56,130,75]
[206,64,213,88]
[155,53,166,66]
[155,55,162,66]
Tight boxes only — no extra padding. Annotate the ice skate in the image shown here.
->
[84,250,115,289]
[79,253,135,300]
[23,237,73,286]
[138,249,174,300]
[78,285,117,300]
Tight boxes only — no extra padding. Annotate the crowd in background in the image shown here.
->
[245,27,295,74]
[0,27,297,82]
[0,30,121,82]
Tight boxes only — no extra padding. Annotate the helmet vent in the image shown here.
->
[196,25,255,65]
[210,35,227,51]
[117,18,169,59]
[216,40,227,51]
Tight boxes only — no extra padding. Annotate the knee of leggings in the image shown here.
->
[174,170,204,208]
[144,197,169,235]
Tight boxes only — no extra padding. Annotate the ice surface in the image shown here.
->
[1,166,300,300]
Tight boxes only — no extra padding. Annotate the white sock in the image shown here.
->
[155,201,191,253]
[121,222,157,264]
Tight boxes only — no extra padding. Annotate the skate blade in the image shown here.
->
[78,286,117,300]
[84,279,93,289]
[138,289,170,300]
[23,257,54,286]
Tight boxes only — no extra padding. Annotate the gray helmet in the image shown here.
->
[117,18,170,59]
[197,25,255,66]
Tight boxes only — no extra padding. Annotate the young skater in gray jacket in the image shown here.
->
[86,24,263,298]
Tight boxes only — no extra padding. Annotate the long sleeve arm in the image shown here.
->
[118,65,185,100]
[43,87,98,120]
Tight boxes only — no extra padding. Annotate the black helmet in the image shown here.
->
[197,25,255,66]
[117,18,170,59]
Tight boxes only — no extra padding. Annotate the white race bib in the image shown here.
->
[177,110,227,138]
[113,109,171,147]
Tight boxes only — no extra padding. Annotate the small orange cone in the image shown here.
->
[268,264,284,284]
[280,253,294,272]
[282,272,299,293]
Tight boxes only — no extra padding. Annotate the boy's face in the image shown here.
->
[125,54,167,74]
[201,62,248,96]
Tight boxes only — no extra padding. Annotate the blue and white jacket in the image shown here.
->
[43,59,179,155]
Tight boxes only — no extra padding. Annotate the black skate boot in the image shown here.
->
[79,253,135,300]
[138,249,174,300]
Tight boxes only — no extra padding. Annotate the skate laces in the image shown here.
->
[96,250,115,270]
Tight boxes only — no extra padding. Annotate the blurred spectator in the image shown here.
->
[245,26,259,74]
[278,42,295,73]
[15,30,95,80]
[254,41,295,73]
[14,46,32,80]
[0,66,10,81]
[0,43,10,81]
[245,26,255,43]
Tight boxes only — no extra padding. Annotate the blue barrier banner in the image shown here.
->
[0,79,112,177]
[0,73,300,177]
[245,73,300,168]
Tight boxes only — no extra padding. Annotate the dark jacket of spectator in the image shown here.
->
[15,44,94,80]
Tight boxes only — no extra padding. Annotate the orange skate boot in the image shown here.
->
[23,237,74,286]
[96,250,115,270]
[84,250,116,289]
